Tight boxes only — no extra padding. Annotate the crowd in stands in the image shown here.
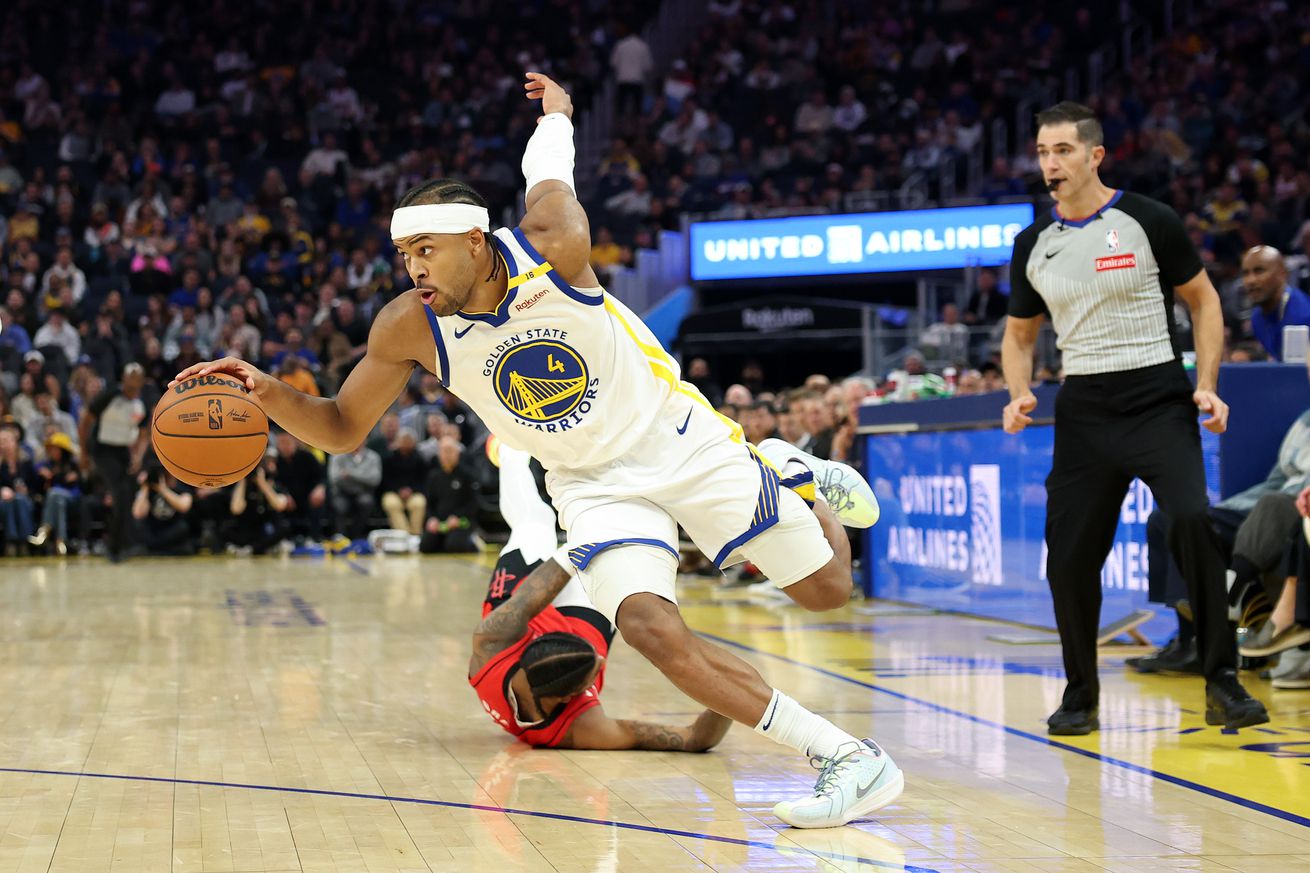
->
[2,0,1310,558]
[589,1,1128,249]
[590,0,1310,371]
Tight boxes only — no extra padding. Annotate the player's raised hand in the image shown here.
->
[524,71,573,120]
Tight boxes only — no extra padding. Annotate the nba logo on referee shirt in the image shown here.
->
[1105,229,1120,252]
[969,464,1002,585]
[207,399,223,430]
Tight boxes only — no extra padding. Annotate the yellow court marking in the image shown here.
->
[679,597,1310,828]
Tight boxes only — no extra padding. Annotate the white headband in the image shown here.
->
[390,203,490,240]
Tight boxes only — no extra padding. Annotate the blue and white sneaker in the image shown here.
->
[757,438,880,529]
[774,739,903,829]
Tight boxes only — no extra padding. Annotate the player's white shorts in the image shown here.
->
[546,394,834,622]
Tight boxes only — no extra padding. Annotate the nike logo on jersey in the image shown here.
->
[1045,250,1061,259]
[675,409,692,435]
[454,324,474,339]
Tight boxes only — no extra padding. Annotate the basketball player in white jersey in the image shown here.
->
[172,72,900,828]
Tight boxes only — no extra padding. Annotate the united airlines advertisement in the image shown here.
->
[862,426,1220,637]
[689,203,1036,280]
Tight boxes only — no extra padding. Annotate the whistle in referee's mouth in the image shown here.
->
[1046,178,1064,191]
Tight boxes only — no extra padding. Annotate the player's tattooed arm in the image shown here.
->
[560,706,732,752]
[469,558,573,673]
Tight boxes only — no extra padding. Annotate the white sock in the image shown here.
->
[498,444,560,565]
[753,689,860,760]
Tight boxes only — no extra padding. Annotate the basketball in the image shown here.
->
[151,375,269,488]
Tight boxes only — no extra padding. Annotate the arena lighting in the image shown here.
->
[689,203,1035,280]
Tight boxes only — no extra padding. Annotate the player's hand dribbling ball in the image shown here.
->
[152,373,268,487]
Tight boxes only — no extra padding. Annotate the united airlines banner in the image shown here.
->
[688,204,1035,280]
[861,426,1220,639]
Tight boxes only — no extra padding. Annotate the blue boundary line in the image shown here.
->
[697,631,1310,830]
[0,766,937,872]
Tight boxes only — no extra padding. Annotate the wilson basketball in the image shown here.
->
[151,375,269,487]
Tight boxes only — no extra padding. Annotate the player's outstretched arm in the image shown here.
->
[470,558,575,674]
[559,705,732,753]
[170,298,417,453]
[518,71,598,288]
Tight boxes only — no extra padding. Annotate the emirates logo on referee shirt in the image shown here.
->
[1095,254,1137,271]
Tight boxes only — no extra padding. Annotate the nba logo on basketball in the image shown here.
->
[207,399,224,430]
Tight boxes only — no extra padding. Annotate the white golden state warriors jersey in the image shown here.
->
[422,227,709,470]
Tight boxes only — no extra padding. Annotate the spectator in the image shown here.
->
[380,431,427,537]
[921,303,970,362]
[724,383,753,407]
[743,400,780,444]
[83,310,134,382]
[80,363,147,563]
[776,400,807,446]
[327,443,382,540]
[417,412,451,463]
[28,432,82,556]
[32,307,80,366]
[272,431,327,541]
[154,76,196,120]
[226,456,292,555]
[131,467,194,555]
[613,22,655,117]
[25,392,78,460]
[964,269,1008,326]
[0,425,37,555]
[685,358,723,407]
[590,227,627,283]
[9,371,39,432]
[794,90,834,135]
[366,412,402,457]
[831,86,868,134]
[420,437,480,554]
[41,247,87,304]
[1242,246,1310,361]
[277,355,321,397]
[980,158,1028,202]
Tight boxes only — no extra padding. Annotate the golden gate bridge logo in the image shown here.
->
[494,340,590,423]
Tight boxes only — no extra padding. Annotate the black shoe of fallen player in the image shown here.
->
[1125,636,1201,675]
[1204,669,1270,730]
[1047,705,1099,735]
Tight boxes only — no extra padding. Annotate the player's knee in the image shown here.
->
[616,594,692,666]
[788,561,852,611]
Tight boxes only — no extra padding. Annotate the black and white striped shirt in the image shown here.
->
[1008,191,1204,375]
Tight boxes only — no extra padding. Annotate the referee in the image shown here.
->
[1001,102,1268,735]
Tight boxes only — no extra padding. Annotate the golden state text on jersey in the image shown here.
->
[421,227,707,471]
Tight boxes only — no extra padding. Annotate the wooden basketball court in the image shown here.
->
[0,553,1306,872]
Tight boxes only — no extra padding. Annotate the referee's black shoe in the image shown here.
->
[1204,670,1270,730]
[1047,705,1098,735]
[1124,636,1201,675]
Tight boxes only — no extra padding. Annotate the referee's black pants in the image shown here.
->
[1046,361,1235,711]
